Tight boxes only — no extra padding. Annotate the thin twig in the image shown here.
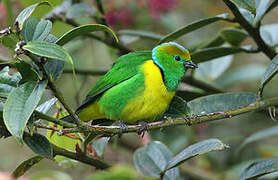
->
[53,16,132,54]
[34,122,79,135]
[223,0,276,59]
[183,76,223,93]
[27,53,86,128]
[34,111,76,128]
[52,144,110,169]
[95,0,108,26]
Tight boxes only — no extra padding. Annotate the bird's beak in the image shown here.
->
[184,61,198,69]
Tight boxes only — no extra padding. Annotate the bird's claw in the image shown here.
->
[117,120,128,137]
[137,121,148,138]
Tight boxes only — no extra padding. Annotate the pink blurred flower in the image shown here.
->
[0,3,7,23]
[105,7,134,29]
[148,0,178,19]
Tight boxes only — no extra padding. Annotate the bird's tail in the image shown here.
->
[60,115,75,123]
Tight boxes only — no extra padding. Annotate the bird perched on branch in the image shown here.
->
[64,42,197,134]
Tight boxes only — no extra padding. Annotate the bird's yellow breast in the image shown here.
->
[121,60,175,124]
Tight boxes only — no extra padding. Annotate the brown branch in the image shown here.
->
[34,96,278,136]
[52,144,110,169]
[223,0,276,59]
[83,96,278,135]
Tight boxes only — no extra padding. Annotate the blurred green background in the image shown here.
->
[1,0,278,179]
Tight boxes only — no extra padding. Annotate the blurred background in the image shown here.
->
[1,0,278,179]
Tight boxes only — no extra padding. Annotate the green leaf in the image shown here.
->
[229,0,256,14]
[0,33,19,50]
[165,139,228,171]
[65,2,96,19]
[56,24,118,46]
[36,97,57,114]
[0,66,21,97]
[83,132,98,154]
[32,19,52,41]
[187,92,258,115]
[44,34,65,80]
[23,41,74,68]
[15,1,51,31]
[191,46,247,63]
[3,81,47,140]
[260,24,278,47]
[158,13,229,44]
[220,28,248,46]
[260,55,278,92]
[239,7,255,24]
[254,0,275,26]
[12,156,43,178]
[118,29,163,40]
[134,141,180,180]
[240,157,278,180]
[15,61,40,83]
[23,133,53,158]
[215,64,265,87]
[164,96,191,118]
[194,55,233,81]
[46,123,81,162]
[92,137,110,157]
[239,125,278,151]
[21,17,40,42]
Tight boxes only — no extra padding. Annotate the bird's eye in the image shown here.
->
[174,56,181,61]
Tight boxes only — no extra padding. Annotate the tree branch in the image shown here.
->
[27,54,87,128]
[52,144,110,169]
[222,0,276,59]
[34,110,76,128]
[81,96,278,135]
[52,17,132,54]
[182,76,223,93]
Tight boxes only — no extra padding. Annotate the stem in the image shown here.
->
[183,76,223,93]
[52,144,110,169]
[34,122,79,135]
[27,54,85,128]
[54,17,132,54]
[83,96,278,135]
[222,0,276,59]
[95,0,108,26]
[34,111,76,128]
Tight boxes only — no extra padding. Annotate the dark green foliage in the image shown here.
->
[23,133,53,159]
[12,156,43,178]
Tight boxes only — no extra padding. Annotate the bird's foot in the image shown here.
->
[117,120,128,138]
[137,121,148,138]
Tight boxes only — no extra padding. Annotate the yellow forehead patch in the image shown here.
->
[159,44,190,60]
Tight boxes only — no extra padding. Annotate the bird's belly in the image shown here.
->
[120,60,175,124]
[121,88,175,124]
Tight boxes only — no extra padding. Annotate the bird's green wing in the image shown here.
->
[76,51,152,113]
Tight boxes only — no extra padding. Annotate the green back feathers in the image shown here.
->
[76,51,152,113]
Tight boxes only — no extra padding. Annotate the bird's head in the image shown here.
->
[152,42,197,73]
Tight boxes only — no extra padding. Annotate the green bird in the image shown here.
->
[65,42,197,132]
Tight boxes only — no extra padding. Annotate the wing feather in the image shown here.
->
[76,51,152,113]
